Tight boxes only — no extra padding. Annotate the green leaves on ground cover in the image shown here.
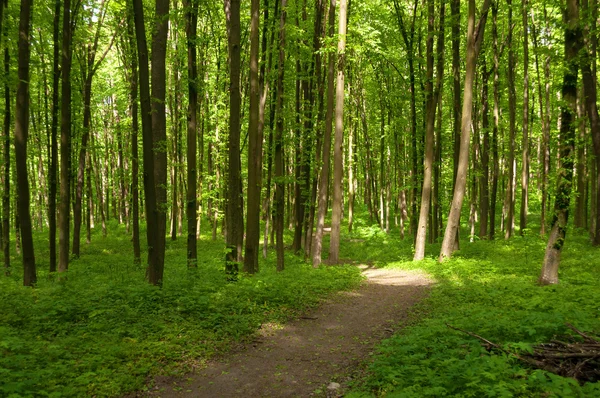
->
[0,222,362,397]
[346,227,600,397]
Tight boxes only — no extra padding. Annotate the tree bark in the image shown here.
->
[15,0,35,286]
[274,0,288,271]
[224,0,244,276]
[2,0,10,276]
[520,0,530,235]
[540,0,581,285]
[243,0,261,274]
[505,0,516,239]
[581,0,600,245]
[439,0,491,261]
[185,0,198,266]
[58,0,73,274]
[148,0,169,285]
[312,0,335,267]
[328,0,348,264]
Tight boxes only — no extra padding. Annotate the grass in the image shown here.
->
[343,218,600,397]
[0,219,363,397]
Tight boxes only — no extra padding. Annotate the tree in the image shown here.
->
[274,0,288,272]
[328,0,348,264]
[132,0,167,285]
[243,0,261,274]
[224,0,244,276]
[439,0,491,262]
[312,0,336,267]
[1,0,10,276]
[505,0,516,239]
[59,0,74,273]
[185,0,199,267]
[520,0,530,235]
[539,0,581,284]
[414,0,444,261]
[15,0,36,286]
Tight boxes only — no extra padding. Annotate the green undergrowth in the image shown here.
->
[0,220,363,397]
[344,222,600,397]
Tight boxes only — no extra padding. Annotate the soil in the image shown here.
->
[147,265,432,397]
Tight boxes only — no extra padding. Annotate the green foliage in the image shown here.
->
[0,222,362,397]
[346,218,600,397]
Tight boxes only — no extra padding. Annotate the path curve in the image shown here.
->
[150,265,432,397]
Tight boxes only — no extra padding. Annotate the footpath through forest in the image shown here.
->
[147,266,432,397]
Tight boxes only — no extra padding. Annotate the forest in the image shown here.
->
[1,0,600,396]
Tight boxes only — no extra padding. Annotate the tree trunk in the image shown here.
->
[2,0,10,275]
[581,0,600,245]
[489,2,500,240]
[505,0,516,239]
[185,0,198,266]
[126,6,141,264]
[274,0,288,272]
[520,0,530,235]
[243,0,261,274]
[414,0,437,260]
[540,0,581,285]
[312,0,335,267]
[149,0,169,285]
[58,0,73,274]
[132,0,161,285]
[224,0,244,276]
[328,0,347,264]
[479,60,490,239]
[15,0,36,286]
[439,0,491,261]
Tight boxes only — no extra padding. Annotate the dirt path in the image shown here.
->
[150,265,432,397]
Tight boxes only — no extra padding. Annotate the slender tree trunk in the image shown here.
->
[225,0,244,276]
[540,0,581,284]
[581,0,600,245]
[439,0,490,261]
[328,0,347,264]
[274,0,288,271]
[15,0,36,286]
[312,0,335,267]
[185,0,198,266]
[479,61,490,239]
[132,0,161,284]
[58,0,73,273]
[126,7,141,264]
[520,0,530,235]
[243,0,261,274]
[505,0,516,239]
[2,0,10,275]
[414,0,437,260]
[148,0,169,285]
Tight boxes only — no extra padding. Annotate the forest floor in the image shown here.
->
[146,265,432,397]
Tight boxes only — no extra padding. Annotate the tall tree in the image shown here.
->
[185,0,198,266]
[439,0,491,261]
[581,0,600,245]
[539,0,581,284]
[148,0,170,285]
[520,0,530,235]
[414,0,444,260]
[224,0,244,276]
[48,0,60,272]
[312,0,336,267]
[132,0,163,285]
[505,0,516,239]
[2,0,10,276]
[243,0,261,274]
[273,0,288,271]
[15,0,35,286]
[328,0,348,264]
[58,0,74,273]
